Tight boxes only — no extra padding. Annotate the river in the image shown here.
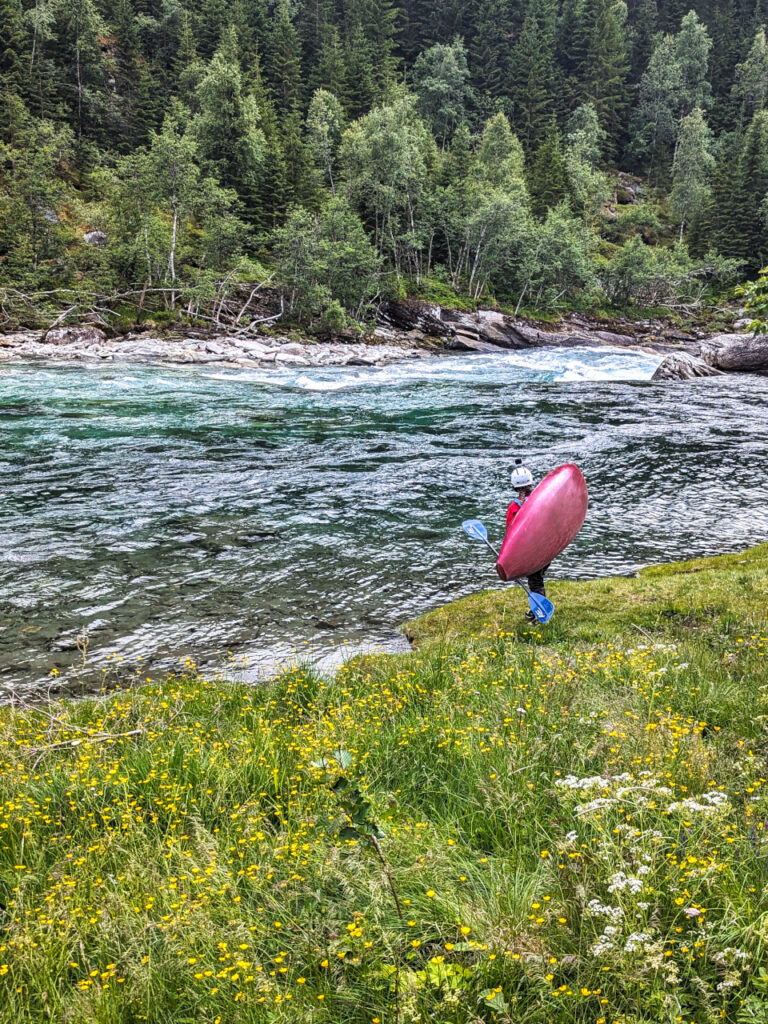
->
[2,347,768,695]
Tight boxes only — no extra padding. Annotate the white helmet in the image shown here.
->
[510,459,534,489]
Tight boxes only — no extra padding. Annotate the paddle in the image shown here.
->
[462,519,555,624]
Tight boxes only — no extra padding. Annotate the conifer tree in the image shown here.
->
[194,29,265,219]
[112,0,154,148]
[470,0,512,102]
[703,130,746,258]
[309,23,349,104]
[354,0,399,94]
[0,0,26,98]
[735,108,768,268]
[626,0,658,82]
[574,0,630,143]
[267,0,303,114]
[343,23,377,117]
[174,11,205,98]
[281,110,320,209]
[528,118,568,216]
[510,0,558,152]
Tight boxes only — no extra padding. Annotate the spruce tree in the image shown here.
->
[343,22,377,117]
[281,110,320,209]
[309,23,349,105]
[267,1,303,114]
[510,0,558,152]
[736,109,768,269]
[528,118,568,216]
[0,0,26,97]
[470,0,513,101]
[174,11,205,97]
[194,30,265,220]
[626,0,658,83]
[111,0,153,149]
[574,0,630,145]
[0,0,27,134]
[703,130,745,259]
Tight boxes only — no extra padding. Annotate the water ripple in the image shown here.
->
[1,349,767,693]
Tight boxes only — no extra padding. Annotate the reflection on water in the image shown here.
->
[1,348,767,694]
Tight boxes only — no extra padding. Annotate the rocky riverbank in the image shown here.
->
[0,300,762,374]
[650,332,768,379]
[0,324,433,369]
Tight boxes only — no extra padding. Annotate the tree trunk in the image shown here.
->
[169,197,178,309]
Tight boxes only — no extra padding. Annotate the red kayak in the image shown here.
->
[496,464,588,581]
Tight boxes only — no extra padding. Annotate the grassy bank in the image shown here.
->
[1,547,768,1023]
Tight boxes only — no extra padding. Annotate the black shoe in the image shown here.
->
[525,610,536,623]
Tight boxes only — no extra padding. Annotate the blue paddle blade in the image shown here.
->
[462,519,488,542]
[528,591,555,624]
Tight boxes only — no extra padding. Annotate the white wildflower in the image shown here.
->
[575,797,615,816]
[624,931,653,952]
[586,900,624,922]
[607,872,644,894]
[667,791,730,815]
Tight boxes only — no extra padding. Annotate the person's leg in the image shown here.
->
[527,563,551,597]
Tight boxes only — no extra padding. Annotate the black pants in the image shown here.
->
[528,563,550,597]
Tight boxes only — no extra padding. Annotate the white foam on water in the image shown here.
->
[280,346,663,391]
[293,374,359,392]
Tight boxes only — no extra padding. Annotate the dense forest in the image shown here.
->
[1,0,768,329]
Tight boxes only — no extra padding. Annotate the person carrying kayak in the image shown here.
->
[506,459,549,620]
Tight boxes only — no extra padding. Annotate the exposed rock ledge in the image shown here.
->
[651,333,767,380]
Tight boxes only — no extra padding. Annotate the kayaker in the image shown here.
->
[506,460,549,619]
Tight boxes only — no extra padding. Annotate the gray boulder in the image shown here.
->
[699,333,768,375]
[651,352,723,381]
[83,230,108,247]
[44,325,106,347]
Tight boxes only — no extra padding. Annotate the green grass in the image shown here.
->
[1,547,768,1023]
[406,544,768,650]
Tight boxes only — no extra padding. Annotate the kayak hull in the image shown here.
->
[496,464,588,581]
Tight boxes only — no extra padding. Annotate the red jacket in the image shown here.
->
[506,497,525,529]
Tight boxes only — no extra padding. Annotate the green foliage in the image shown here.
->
[273,196,381,321]
[411,38,474,146]
[340,94,434,282]
[732,28,768,118]
[0,113,75,287]
[529,118,568,216]
[0,0,764,325]
[306,88,345,193]
[509,0,558,151]
[737,265,768,333]
[670,106,715,239]
[564,103,611,214]
[596,236,741,306]
[193,30,265,218]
